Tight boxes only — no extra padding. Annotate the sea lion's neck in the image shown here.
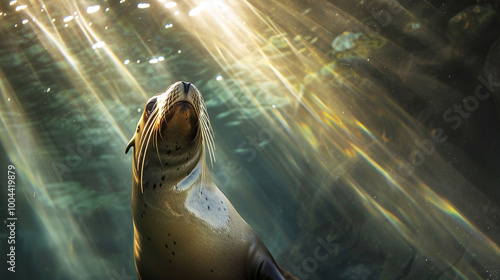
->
[132,135,204,192]
[162,136,203,178]
[175,150,211,191]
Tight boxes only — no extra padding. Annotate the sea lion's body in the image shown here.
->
[126,81,296,280]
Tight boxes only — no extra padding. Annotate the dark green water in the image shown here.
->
[1,0,500,279]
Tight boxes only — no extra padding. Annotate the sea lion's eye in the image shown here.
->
[145,99,157,117]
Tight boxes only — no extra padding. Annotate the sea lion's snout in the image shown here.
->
[182,81,191,93]
[146,81,203,150]
[168,81,198,104]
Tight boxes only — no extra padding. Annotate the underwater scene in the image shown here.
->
[1,0,500,279]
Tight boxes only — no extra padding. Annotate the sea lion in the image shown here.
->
[125,81,297,280]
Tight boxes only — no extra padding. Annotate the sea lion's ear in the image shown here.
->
[125,138,135,154]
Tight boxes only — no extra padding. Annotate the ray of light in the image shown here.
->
[1,0,499,278]
[170,0,500,275]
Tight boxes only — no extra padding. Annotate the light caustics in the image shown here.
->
[0,0,156,278]
[1,0,499,278]
[176,0,500,276]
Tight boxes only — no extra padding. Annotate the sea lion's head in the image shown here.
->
[126,81,215,192]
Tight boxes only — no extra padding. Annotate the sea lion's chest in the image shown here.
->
[132,177,254,279]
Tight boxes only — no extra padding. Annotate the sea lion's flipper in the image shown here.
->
[257,259,298,280]
[279,266,299,280]
[125,138,135,154]
[247,236,298,280]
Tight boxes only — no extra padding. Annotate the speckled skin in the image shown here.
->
[126,82,297,280]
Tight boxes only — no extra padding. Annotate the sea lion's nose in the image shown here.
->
[182,81,191,93]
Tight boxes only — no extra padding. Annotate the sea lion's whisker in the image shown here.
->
[197,95,215,165]
[157,115,166,143]
[200,110,216,167]
[140,123,156,193]
[153,95,175,165]
[154,113,164,166]
[137,107,159,192]
[137,108,157,171]
[139,125,154,175]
